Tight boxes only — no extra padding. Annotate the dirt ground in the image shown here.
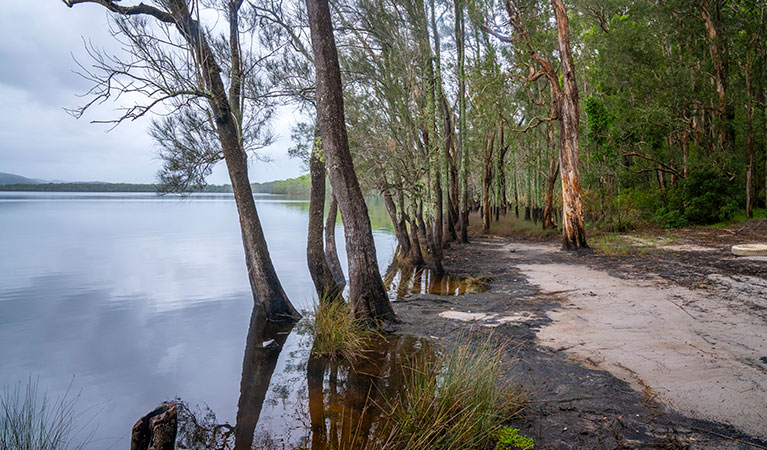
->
[392,220,767,449]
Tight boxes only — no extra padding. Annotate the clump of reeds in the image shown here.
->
[374,338,526,450]
[305,299,373,361]
[1,378,92,450]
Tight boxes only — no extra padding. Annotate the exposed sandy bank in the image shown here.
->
[514,243,767,439]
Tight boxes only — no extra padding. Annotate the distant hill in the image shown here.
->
[0,172,46,185]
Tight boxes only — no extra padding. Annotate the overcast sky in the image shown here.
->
[0,1,306,184]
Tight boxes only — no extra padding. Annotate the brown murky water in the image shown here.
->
[384,263,490,299]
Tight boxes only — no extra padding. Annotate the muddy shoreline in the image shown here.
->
[391,221,767,449]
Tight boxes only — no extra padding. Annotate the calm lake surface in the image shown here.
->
[0,192,399,449]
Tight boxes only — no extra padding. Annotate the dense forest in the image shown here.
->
[316,0,767,232]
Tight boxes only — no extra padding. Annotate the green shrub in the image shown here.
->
[654,168,740,228]
[494,426,534,449]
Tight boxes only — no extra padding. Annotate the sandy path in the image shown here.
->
[511,242,767,439]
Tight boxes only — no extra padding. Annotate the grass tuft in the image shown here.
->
[374,337,525,450]
[1,378,92,450]
[305,300,372,361]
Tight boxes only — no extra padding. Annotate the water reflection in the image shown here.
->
[178,306,433,449]
[304,336,428,450]
[383,263,490,299]
[234,306,295,450]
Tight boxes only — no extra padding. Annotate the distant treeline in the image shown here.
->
[0,183,234,193]
[0,175,313,195]
[251,174,311,195]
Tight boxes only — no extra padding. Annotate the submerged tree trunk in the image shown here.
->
[552,0,588,250]
[324,194,346,288]
[306,0,396,323]
[307,138,342,301]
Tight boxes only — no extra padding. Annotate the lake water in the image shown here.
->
[0,192,401,449]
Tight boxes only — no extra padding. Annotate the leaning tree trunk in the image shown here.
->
[305,0,396,323]
[307,138,342,301]
[324,194,346,288]
[552,0,588,250]
[175,1,300,321]
[221,118,301,320]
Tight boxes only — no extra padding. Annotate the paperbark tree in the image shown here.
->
[62,0,300,321]
[305,0,397,324]
[552,0,588,249]
[486,0,587,249]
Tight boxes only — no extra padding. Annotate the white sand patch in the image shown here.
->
[438,311,495,322]
[518,261,767,438]
[438,310,535,327]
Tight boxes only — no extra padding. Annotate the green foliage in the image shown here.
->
[494,426,535,450]
[584,96,613,161]
[655,169,741,228]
